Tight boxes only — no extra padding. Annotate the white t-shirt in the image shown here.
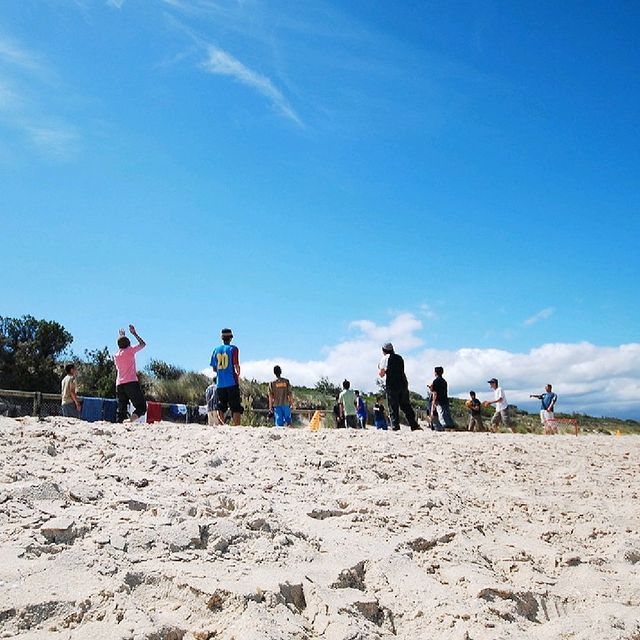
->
[378,354,389,373]
[494,387,508,412]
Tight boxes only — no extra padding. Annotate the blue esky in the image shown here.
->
[1,1,639,416]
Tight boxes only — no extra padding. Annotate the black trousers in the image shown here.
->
[116,381,147,422]
[387,387,419,430]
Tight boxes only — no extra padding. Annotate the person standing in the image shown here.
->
[338,380,358,429]
[467,390,484,432]
[485,378,510,430]
[530,384,558,434]
[61,363,82,418]
[210,328,243,426]
[425,384,441,430]
[205,375,219,426]
[333,399,346,429]
[372,396,388,430]
[378,343,422,431]
[113,324,147,423]
[268,365,294,428]
[430,366,456,430]
[355,390,368,429]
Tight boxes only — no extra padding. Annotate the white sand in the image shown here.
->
[0,416,638,640]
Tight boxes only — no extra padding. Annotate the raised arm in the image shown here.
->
[128,324,146,347]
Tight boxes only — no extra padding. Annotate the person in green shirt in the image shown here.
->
[338,379,358,429]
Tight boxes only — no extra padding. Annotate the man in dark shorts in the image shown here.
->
[338,379,358,429]
[210,328,243,425]
[113,324,147,423]
[467,390,484,431]
[378,343,422,431]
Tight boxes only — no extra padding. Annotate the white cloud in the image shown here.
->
[240,312,640,418]
[524,307,554,326]
[107,0,125,8]
[201,45,302,125]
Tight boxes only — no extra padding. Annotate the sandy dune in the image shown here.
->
[0,416,638,639]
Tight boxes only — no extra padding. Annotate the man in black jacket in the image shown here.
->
[378,343,422,432]
[430,366,456,429]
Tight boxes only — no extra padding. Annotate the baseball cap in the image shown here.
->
[382,342,394,353]
[487,378,498,384]
[221,328,233,338]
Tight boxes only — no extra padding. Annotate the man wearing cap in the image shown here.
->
[378,343,422,432]
[484,378,510,430]
[210,328,243,425]
[530,384,558,434]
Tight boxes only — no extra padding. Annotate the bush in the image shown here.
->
[150,371,210,404]
[146,359,185,381]
[78,347,117,398]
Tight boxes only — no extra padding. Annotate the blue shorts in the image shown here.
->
[374,419,387,430]
[274,405,292,427]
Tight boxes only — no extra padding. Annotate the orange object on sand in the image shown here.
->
[309,410,322,431]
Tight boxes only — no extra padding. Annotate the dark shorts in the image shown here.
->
[345,414,358,429]
[116,381,147,422]
[216,385,244,414]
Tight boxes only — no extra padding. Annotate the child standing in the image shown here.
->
[373,396,388,430]
[355,390,368,429]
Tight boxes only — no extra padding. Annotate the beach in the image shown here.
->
[0,416,638,639]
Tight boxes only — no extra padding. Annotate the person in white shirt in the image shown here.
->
[61,363,82,417]
[484,378,510,430]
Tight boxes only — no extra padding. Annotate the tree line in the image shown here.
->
[0,315,208,402]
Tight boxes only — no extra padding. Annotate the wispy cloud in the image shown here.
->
[0,80,19,109]
[201,45,302,126]
[27,125,79,160]
[419,303,438,321]
[106,0,126,8]
[524,307,555,326]
[0,34,41,71]
[237,312,640,418]
[0,33,80,161]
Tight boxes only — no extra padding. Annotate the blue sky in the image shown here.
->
[1,1,639,417]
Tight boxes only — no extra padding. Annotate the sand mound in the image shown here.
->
[0,416,638,639]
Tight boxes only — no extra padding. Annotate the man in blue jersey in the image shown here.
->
[530,384,558,434]
[210,328,243,425]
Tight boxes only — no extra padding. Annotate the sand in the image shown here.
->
[0,415,638,640]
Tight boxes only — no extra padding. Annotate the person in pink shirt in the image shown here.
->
[113,324,147,423]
